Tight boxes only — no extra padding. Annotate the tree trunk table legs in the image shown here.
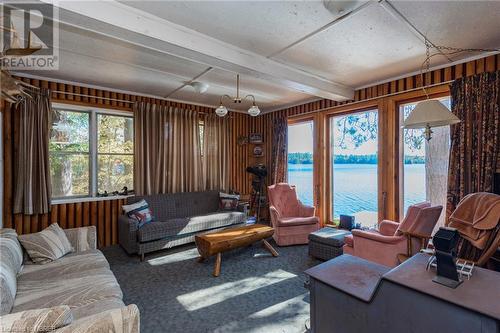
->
[263,239,279,257]
[213,253,222,277]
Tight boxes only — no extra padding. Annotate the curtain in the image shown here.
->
[134,102,203,195]
[203,114,230,191]
[13,88,52,214]
[446,70,500,219]
[271,117,288,184]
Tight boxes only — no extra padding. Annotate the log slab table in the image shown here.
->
[195,224,279,277]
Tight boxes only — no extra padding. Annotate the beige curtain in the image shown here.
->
[134,102,203,195]
[203,114,230,191]
[13,88,52,214]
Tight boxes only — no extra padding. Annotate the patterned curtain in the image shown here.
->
[271,117,288,184]
[13,88,52,214]
[446,70,500,219]
[203,114,230,191]
[134,102,203,195]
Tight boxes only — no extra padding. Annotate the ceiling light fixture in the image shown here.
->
[189,81,209,94]
[402,39,500,140]
[215,74,260,117]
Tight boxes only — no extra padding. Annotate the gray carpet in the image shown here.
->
[102,240,320,333]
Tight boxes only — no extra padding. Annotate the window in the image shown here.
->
[400,97,450,227]
[329,109,379,227]
[97,115,134,194]
[49,105,134,199]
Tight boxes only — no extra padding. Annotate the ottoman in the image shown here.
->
[308,227,351,261]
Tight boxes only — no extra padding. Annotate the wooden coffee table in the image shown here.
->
[195,224,279,277]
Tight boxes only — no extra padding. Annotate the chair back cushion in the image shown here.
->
[0,229,23,315]
[128,190,220,221]
[268,183,300,217]
[396,202,431,235]
[397,202,442,237]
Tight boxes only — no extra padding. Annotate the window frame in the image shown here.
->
[51,103,134,203]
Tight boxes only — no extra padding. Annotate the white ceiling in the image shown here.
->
[15,0,500,112]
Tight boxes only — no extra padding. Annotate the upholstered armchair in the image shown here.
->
[267,183,320,246]
[343,202,443,267]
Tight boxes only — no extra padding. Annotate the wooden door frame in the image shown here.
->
[387,85,451,220]
[287,114,325,224]
[322,100,383,224]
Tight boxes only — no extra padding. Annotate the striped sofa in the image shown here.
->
[0,227,139,332]
[119,190,247,260]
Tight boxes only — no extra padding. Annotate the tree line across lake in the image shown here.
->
[288,152,424,164]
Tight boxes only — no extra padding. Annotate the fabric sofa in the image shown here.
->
[0,226,139,332]
[119,190,247,260]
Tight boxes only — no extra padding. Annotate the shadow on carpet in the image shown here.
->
[102,240,320,333]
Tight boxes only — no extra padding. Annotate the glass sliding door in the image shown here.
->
[400,97,450,228]
[287,119,315,207]
[329,109,379,227]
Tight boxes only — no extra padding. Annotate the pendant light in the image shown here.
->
[216,74,260,117]
[403,39,461,141]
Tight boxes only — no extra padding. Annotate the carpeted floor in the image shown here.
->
[102,240,320,333]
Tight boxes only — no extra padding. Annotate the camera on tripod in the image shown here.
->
[246,164,267,222]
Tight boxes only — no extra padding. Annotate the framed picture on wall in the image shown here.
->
[249,133,263,144]
[253,145,264,157]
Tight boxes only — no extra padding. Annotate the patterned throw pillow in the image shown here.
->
[18,223,74,265]
[219,192,240,211]
[0,305,73,333]
[122,200,154,228]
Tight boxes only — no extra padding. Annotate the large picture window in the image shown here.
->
[49,105,134,199]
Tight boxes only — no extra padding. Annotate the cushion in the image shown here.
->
[277,216,319,227]
[14,265,123,318]
[308,227,351,247]
[219,192,240,210]
[137,211,246,242]
[128,191,220,221]
[18,223,74,264]
[0,305,73,333]
[122,199,154,228]
[0,261,16,315]
[0,229,24,315]
[0,229,23,273]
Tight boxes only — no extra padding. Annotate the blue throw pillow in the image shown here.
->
[122,200,154,228]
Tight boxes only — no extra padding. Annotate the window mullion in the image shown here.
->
[90,111,98,197]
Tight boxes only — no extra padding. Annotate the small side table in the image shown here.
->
[308,227,351,261]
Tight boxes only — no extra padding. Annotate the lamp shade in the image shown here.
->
[248,105,260,117]
[215,105,228,117]
[403,100,460,129]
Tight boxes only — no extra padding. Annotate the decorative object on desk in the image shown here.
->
[253,145,264,157]
[249,133,263,143]
[237,135,248,146]
[430,227,463,288]
[339,215,355,230]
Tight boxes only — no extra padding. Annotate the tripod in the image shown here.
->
[250,176,265,222]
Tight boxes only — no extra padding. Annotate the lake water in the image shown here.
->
[288,163,425,218]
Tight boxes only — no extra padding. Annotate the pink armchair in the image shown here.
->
[268,183,320,246]
[343,202,443,267]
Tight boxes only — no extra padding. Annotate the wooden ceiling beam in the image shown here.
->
[41,0,355,101]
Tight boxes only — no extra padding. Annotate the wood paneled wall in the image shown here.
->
[256,54,500,222]
[1,78,252,247]
[2,54,499,245]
